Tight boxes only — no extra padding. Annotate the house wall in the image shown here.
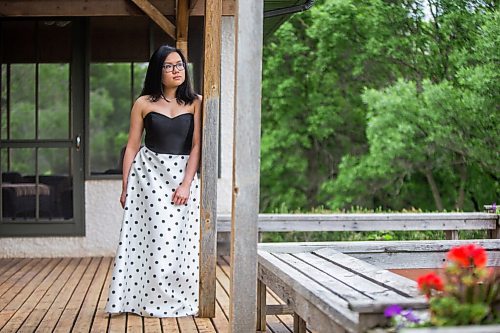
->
[0,16,235,258]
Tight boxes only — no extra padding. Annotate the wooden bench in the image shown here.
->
[257,240,500,333]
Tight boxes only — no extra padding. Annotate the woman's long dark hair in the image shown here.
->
[140,45,197,105]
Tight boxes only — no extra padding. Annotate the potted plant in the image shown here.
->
[383,244,500,332]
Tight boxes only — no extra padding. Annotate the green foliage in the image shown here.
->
[430,297,492,326]
[426,246,500,326]
[261,0,499,212]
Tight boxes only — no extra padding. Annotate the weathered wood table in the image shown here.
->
[257,243,429,333]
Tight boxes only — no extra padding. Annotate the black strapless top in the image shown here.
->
[143,111,194,154]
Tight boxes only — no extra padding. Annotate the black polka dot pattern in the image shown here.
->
[104,147,200,318]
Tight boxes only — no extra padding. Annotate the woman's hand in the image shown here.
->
[173,183,190,205]
[120,189,127,209]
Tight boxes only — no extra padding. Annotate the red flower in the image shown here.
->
[447,244,488,268]
[417,273,444,298]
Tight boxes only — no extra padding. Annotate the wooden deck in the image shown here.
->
[0,256,308,333]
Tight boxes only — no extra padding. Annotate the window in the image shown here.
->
[88,62,147,177]
[0,19,85,237]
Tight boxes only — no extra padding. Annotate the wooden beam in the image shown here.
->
[229,0,263,332]
[190,0,235,16]
[130,0,176,40]
[176,0,190,60]
[189,0,201,12]
[0,0,174,17]
[0,0,235,17]
[199,0,222,318]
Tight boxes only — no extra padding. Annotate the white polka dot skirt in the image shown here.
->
[105,146,200,318]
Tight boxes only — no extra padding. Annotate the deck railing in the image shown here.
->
[216,212,499,254]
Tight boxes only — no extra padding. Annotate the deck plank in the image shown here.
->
[127,313,144,332]
[73,257,112,332]
[0,258,41,301]
[108,312,127,333]
[35,257,93,332]
[177,315,199,332]
[211,294,229,332]
[17,258,81,333]
[53,257,102,332]
[217,256,293,333]
[90,257,113,333]
[0,258,32,288]
[194,316,218,333]
[0,257,25,277]
[0,256,260,333]
[0,259,60,328]
[143,316,162,332]
[160,317,179,332]
[0,258,69,332]
[0,257,55,327]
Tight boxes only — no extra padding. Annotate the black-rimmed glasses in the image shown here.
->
[162,62,185,73]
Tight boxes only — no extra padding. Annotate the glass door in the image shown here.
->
[0,20,85,236]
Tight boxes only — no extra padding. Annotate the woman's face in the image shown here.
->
[161,52,186,88]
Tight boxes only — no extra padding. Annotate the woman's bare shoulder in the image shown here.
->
[135,95,151,106]
[195,94,202,106]
[131,95,151,117]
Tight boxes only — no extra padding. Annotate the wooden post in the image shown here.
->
[488,217,500,239]
[257,279,267,331]
[445,230,459,240]
[229,0,263,331]
[199,0,222,318]
[176,0,189,60]
[293,313,307,333]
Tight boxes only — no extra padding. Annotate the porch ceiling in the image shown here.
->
[264,0,312,40]
[0,0,311,40]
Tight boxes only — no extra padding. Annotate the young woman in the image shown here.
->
[104,45,202,318]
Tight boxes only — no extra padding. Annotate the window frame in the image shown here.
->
[0,18,86,237]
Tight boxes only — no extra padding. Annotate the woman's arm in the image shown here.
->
[120,98,145,207]
[173,95,202,205]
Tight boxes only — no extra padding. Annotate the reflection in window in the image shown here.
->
[0,63,73,221]
[39,64,70,139]
[10,64,36,140]
[1,148,73,220]
[89,62,147,176]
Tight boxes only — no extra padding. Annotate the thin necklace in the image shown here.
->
[162,94,175,103]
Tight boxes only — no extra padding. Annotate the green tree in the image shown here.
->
[261,0,498,212]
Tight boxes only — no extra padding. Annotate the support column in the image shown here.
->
[199,0,222,318]
[229,0,263,331]
[176,0,189,59]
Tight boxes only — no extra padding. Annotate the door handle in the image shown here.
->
[75,135,81,151]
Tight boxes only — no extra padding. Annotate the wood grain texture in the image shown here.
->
[3,256,305,332]
[0,258,61,330]
[217,212,499,232]
[229,0,263,331]
[0,0,174,16]
[0,258,69,332]
[131,0,176,39]
[19,258,81,333]
[176,0,190,60]
[258,245,432,332]
[257,239,500,269]
[190,0,235,16]
[199,0,223,319]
